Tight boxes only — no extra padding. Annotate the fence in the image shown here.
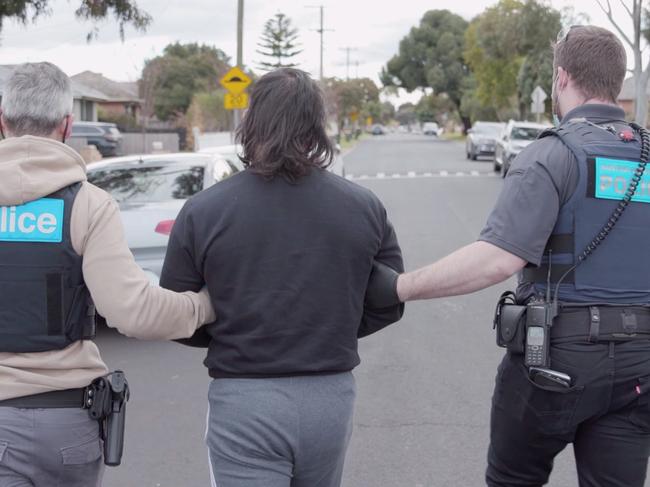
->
[66,137,88,153]
[197,131,235,150]
[120,132,180,154]
[67,133,180,158]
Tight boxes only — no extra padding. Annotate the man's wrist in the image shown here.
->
[396,273,411,302]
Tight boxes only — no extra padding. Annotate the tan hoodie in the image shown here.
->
[0,136,215,400]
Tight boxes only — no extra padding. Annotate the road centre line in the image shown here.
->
[346,171,499,181]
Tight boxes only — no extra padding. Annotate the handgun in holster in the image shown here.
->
[84,370,130,466]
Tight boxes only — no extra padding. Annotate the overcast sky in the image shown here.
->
[0,0,636,105]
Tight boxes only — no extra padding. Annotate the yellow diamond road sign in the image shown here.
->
[220,67,251,96]
[224,92,249,110]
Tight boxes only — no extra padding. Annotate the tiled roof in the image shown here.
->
[71,71,141,102]
[0,64,111,101]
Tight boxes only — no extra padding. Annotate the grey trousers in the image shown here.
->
[0,407,103,487]
[206,372,356,487]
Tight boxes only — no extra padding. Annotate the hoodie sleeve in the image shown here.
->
[357,216,405,338]
[71,183,216,340]
[160,200,214,348]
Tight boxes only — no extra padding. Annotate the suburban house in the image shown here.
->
[0,64,107,122]
[71,71,142,123]
[617,76,647,119]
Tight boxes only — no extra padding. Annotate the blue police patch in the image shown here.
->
[594,157,650,204]
[0,198,64,243]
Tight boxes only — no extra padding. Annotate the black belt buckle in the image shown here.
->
[622,309,638,335]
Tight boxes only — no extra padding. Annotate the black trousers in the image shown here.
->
[486,339,650,487]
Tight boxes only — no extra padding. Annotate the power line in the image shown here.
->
[334,57,364,79]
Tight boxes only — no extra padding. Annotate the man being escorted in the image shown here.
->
[0,63,215,486]
[386,26,650,486]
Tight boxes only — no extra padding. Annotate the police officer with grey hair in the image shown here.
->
[375,25,650,486]
[0,62,215,486]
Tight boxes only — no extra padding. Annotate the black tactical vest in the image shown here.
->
[523,119,650,304]
[0,183,95,352]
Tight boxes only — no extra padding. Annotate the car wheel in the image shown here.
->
[471,151,478,161]
[466,149,471,159]
[493,160,501,172]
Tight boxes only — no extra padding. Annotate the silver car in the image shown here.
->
[494,121,548,176]
[87,153,239,284]
[466,122,505,160]
[198,144,346,177]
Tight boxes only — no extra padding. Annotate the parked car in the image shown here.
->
[466,122,505,160]
[371,124,385,136]
[422,122,442,136]
[198,144,245,171]
[86,153,240,284]
[70,121,122,157]
[494,121,548,175]
[198,143,346,178]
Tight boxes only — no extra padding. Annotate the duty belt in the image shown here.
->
[552,305,650,342]
[0,387,87,408]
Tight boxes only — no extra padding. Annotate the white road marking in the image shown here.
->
[345,171,499,181]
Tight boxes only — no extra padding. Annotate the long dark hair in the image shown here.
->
[236,68,334,181]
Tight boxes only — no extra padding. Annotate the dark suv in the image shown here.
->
[70,122,122,157]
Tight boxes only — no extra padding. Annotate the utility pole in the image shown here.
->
[307,5,333,81]
[237,0,243,66]
[339,47,357,81]
[234,0,244,134]
[354,59,364,79]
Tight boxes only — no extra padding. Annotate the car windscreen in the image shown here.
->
[511,127,542,140]
[88,164,205,203]
[474,125,501,136]
[71,125,102,135]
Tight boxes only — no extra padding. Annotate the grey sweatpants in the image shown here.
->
[0,407,103,487]
[206,372,356,487]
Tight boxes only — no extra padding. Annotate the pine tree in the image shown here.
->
[256,13,302,71]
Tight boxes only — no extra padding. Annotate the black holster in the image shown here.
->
[85,370,130,466]
[493,291,526,354]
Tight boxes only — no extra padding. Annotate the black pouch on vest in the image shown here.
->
[493,291,526,353]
